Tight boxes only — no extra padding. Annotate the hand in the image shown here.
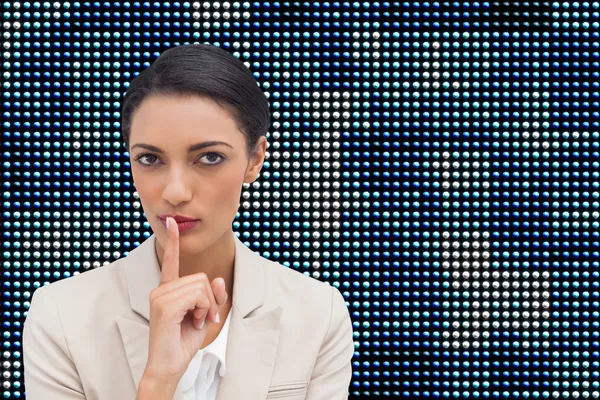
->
[142,216,228,384]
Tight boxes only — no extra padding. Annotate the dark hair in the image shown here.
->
[120,44,270,158]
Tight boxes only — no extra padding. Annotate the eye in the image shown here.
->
[199,152,225,165]
[134,153,160,167]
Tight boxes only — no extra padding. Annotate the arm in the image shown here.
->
[305,285,355,400]
[22,286,86,399]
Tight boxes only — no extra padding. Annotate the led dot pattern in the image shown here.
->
[3,1,600,399]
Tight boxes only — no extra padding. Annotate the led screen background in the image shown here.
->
[4,1,600,398]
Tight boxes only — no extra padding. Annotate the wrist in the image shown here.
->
[137,372,180,399]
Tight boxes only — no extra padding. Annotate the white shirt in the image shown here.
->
[176,308,232,399]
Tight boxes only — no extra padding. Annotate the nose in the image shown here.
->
[162,170,193,205]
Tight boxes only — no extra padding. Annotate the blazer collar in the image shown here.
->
[116,231,282,400]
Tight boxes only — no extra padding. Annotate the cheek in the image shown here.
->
[131,168,160,207]
[217,175,243,203]
[207,170,244,209]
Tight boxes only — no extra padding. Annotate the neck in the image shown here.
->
[154,228,236,299]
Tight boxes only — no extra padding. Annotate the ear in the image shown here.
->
[244,136,267,184]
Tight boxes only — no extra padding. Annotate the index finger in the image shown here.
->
[159,216,180,284]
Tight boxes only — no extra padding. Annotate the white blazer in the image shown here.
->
[23,231,355,399]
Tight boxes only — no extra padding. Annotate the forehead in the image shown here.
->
[130,94,244,145]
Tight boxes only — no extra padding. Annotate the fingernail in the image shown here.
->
[166,217,170,228]
[215,313,220,324]
[199,320,205,330]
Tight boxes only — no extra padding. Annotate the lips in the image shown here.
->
[158,217,199,232]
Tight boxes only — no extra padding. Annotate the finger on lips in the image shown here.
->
[163,216,221,326]
[160,216,180,284]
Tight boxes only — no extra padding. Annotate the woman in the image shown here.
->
[22,44,355,400]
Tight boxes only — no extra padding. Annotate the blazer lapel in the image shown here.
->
[116,232,282,400]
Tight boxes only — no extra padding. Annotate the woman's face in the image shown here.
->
[128,94,265,253]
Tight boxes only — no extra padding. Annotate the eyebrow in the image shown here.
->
[130,141,233,153]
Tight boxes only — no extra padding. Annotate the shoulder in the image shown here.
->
[26,258,129,326]
[261,257,333,300]
[38,258,127,300]
[259,257,349,329]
